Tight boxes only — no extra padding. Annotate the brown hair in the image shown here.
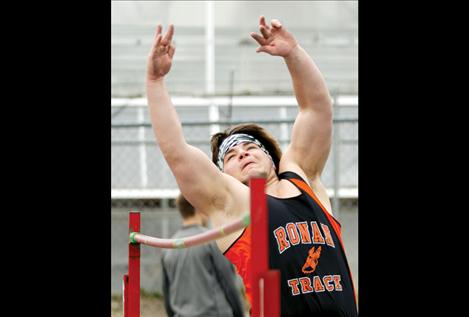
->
[176,194,195,219]
[210,123,282,175]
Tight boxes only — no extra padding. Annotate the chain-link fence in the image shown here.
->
[111,98,358,295]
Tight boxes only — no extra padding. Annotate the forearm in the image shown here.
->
[146,78,230,212]
[284,45,332,112]
[146,78,187,161]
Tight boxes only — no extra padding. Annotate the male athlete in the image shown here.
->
[146,15,357,317]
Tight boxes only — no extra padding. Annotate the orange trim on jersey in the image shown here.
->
[289,178,342,243]
[224,225,253,307]
[288,177,357,307]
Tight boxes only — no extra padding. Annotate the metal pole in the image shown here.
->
[279,106,288,151]
[138,108,148,188]
[227,68,234,124]
[205,1,215,95]
[128,211,140,317]
[205,1,219,136]
[333,118,341,219]
[250,178,279,317]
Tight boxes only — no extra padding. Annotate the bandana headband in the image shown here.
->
[217,133,273,170]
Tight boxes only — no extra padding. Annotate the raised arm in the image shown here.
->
[146,24,244,214]
[250,17,333,180]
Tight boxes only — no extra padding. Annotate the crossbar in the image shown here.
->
[123,178,279,317]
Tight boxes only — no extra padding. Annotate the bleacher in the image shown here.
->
[112,15,357,97]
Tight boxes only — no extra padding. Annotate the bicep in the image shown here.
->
[170,144,229,212]
[282,108,332,178]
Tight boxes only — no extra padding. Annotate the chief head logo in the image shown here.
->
[301,246,322,274]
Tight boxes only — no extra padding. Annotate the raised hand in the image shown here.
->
[147,24,176,82]
[250,16,298,57]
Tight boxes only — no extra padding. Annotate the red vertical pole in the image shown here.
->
[250,178,268,317]
[260,270,280,316]
[250,178,280,317]
[128,211,140,317]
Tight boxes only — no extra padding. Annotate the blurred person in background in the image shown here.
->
[162,193,245,317]
[148,15,357,317]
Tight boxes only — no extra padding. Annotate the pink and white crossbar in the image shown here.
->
[122,177,280,317]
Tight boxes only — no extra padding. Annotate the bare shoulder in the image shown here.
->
[211,175,250,253]
[309,177,333,215]
[211,208,246,253]
[278,160,333,215]
[278,157,310,186]
[272,160,308,198]
[220,173,250,217]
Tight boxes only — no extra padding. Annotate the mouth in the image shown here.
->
[242,161,255,171]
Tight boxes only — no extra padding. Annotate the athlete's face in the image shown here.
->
[222,142,275,185]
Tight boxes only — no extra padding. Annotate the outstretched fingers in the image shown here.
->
[250,32,267,46]
[155,34,162,47]
[155,24,162,37]
[259,15,272,38]
[252,16,285,55]
[259,25,271,39]
[150,34,163,58]
[155,25,163,39]
[150,24,176,58]
[162,24,174,46]
[168,44,176,58]
[259,15,269,28]
[153,24,163,46]
[271,19,282,29]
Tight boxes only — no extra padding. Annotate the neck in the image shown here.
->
[182,215,203,227]
[241,167,279,189]
[265,169,281,194]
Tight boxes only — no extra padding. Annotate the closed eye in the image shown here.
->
[225,150,236,161]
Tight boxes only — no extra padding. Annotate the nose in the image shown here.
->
[238,150,250,160]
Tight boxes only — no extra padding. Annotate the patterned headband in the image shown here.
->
[217,133,273,170]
